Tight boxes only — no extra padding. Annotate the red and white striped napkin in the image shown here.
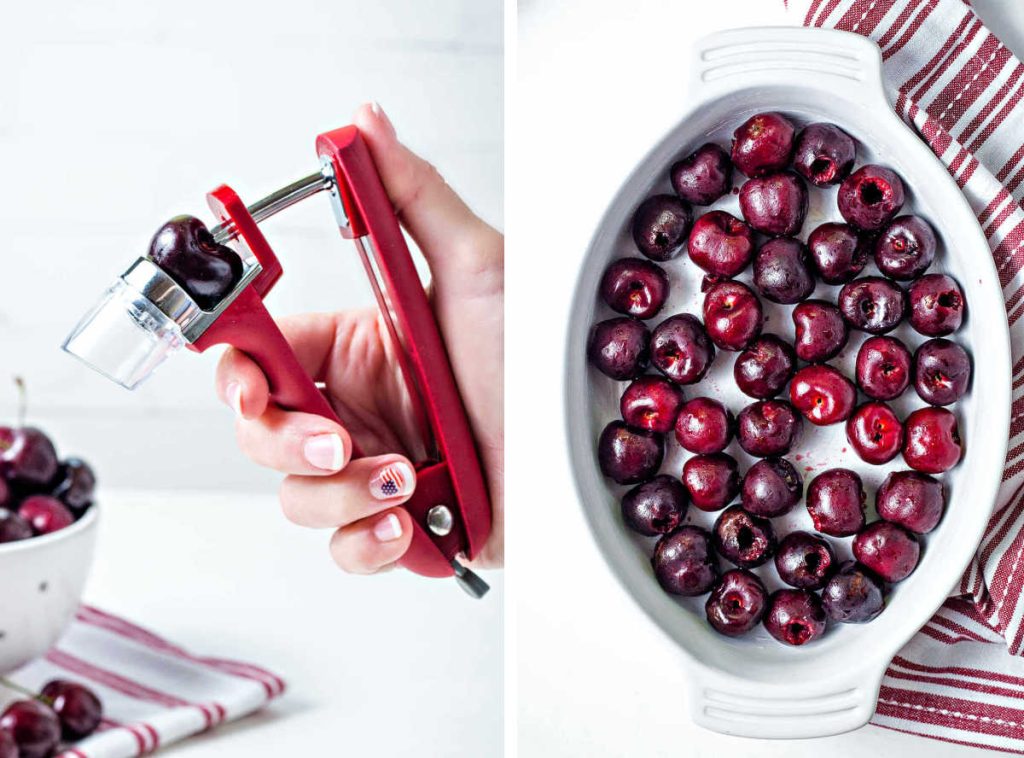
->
[783,0,1024,752]
[3,606,284,758]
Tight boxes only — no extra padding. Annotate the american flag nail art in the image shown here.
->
[369,462,414,500]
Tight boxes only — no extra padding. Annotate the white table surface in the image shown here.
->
[83,490,503,758]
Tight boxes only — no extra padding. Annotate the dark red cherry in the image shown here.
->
[739,172,808,237]
[149,215,244,310]
[876,470,945,533]
[741,457,802,518]
[837,164,905,230]
[806,222,869,284]
[2,428,59,487]
[914,339,970,406]
[621,475,688,536]
[846,402,904,465]
[650,314,715,385]
[620,375,684,434]
[774,531,836,590]
[702,280,763,351]
[587,317,650,380]
[908,274,965,337]
[736,400,802,457]
[674,398,734,454]
[18,495,74,535]
[874,216,937,281]
[733,335,795,400]
[792,301,848,363]
[731,112,796,177]
[763,589,826,646]
[822,561,885,623]
[753,237,815,304]
[0,700,61,758]
[853,521,921,582]
[902,407,962,473]
[838,277,906,334]
[705,569,768,637]
[671,143,733,206]
[597,421,664,485]
[652,526,719,596]
[683,453,740,512]
[599,258,670,319]
[39,679,103,741]
[687,211,755,278]
[792,122,856,187]
[632,195,692,261]
[713,505,776,568]
[806,468,866,537]
[0,509,32,542]
[789,365,856,426]
[856,336,912,400]
[51,457,96,513]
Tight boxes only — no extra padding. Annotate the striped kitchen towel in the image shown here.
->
[2,605,285,757]
[786,0,1024,752]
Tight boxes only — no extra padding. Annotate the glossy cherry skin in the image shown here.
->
[597,421,664,485]
[792,122,856,187]
[713,505,777,568]
[687,211,755,278]
[736,400,802,457]
[0,730,15,758]
[40,679,103,741]
[874,216,937,281]
[847,402,904,465]
[739,172,808,237]
[650,314,715,385]
[652,526,719,596]
[621,475,688,536]
[705,569,768,637]
[908,274,965,337]
[587,317,650,380]
[775,531,837,590]
[856,336,912,400]
[763,589,827,646]
[753,237,815,304]
[703,280,763,351]
[903,407,963,473]
[51,457,96,513]
[741,457,802,518]
[731,112,796,177]
[674,398,734,454]
[733,335,796,399]
[853,521,921,582]
[683,453,740,512]
[620,375,684,434]
[838,277,906,334]
[914,339,971,406]
[18,496,74,535]
[599,258,670,319]
[806,222,869,284]
[837,164,905,230]
[671,143,733,205]
[149,215,244,310]
[876,470,945,533]
[822,561,885,623]
[792,301,848,363]
[0,509,33,542]
[789,365,856,426]
[0,700,61,758]
[806,468,866,537]
[2,428,59,487]
[632,195,692,261]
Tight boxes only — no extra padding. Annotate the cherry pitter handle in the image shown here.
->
[62,126,492,598]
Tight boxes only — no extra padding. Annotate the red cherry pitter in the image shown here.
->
[62,126,492,598]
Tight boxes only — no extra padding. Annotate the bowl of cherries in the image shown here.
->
[566,27,1010,738]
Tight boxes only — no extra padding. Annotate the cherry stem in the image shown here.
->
[14,376,26,428]
[0,675,44,703]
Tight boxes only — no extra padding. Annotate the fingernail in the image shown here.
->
[373,513,403,542]
[303,433,345,471]
[368,462,415,500]
[226,382,243,417]
[371,101,396,136]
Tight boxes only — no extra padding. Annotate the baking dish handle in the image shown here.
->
[690,26,890,111]
[687,665,883,738]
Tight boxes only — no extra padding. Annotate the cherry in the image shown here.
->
[736,400,802,457]
[876,470,945,533]
[702,280,763,351]
[19,496,74,536]
[908,273,965,337]
[620,375,684,434]
[856,336,912,400]
[51,458,96,514]
[652,526,719,596]
[763,589,826,646]
[705,569,768,637]
[837,164,905,230]
[775,531,836,590]
[741,457,802,518]
[632,195,692,261]
[687,211,755,278]
[739,172,808,237]
[903,407,963,473]
[789,364,856,426]
[792,301,848,363]
[650,314,715,384]
[621,475,688,536]
[683,453,740,512]
[2,428,59,488]
[822,561,885,623]
[39,680,103,741]
[838,277,906,334]
[597,422,663,485]
[846,402,904,465]
[806,468,866,537]
[671,143,733,206]
[599,258,670,320]
[753,237,815,304]
[674,397,734,454]
[853,521,921,582]
[792,122,856,187]
[149,215,244,310]
[713,505,777,568]
[0,509,33,543]
[587,317,650,380]
[733,335,795,399]
[0,700,60,758]
[806,222,869,284]
[731,112,796,177]
[914,339,970,406]
[874,216,937,281]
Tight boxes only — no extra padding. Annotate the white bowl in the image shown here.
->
[565,27,1011,738]
[0,507,98,674]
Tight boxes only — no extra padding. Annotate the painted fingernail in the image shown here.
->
[369,462,415,500]
[373,513,403,542]
[303,433,345,471]
[371,101,396,136]
[226,382,243,417]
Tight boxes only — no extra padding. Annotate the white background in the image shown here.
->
[511,0,1024,756]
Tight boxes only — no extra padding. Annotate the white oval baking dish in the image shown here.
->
[564,26,1011,739]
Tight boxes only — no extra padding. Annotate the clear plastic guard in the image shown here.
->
[62,279,185,390]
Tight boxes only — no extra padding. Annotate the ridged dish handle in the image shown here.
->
[688,666,882,738]
[691,27,890,110]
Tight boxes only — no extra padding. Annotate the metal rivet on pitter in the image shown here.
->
[426,505,454,536]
